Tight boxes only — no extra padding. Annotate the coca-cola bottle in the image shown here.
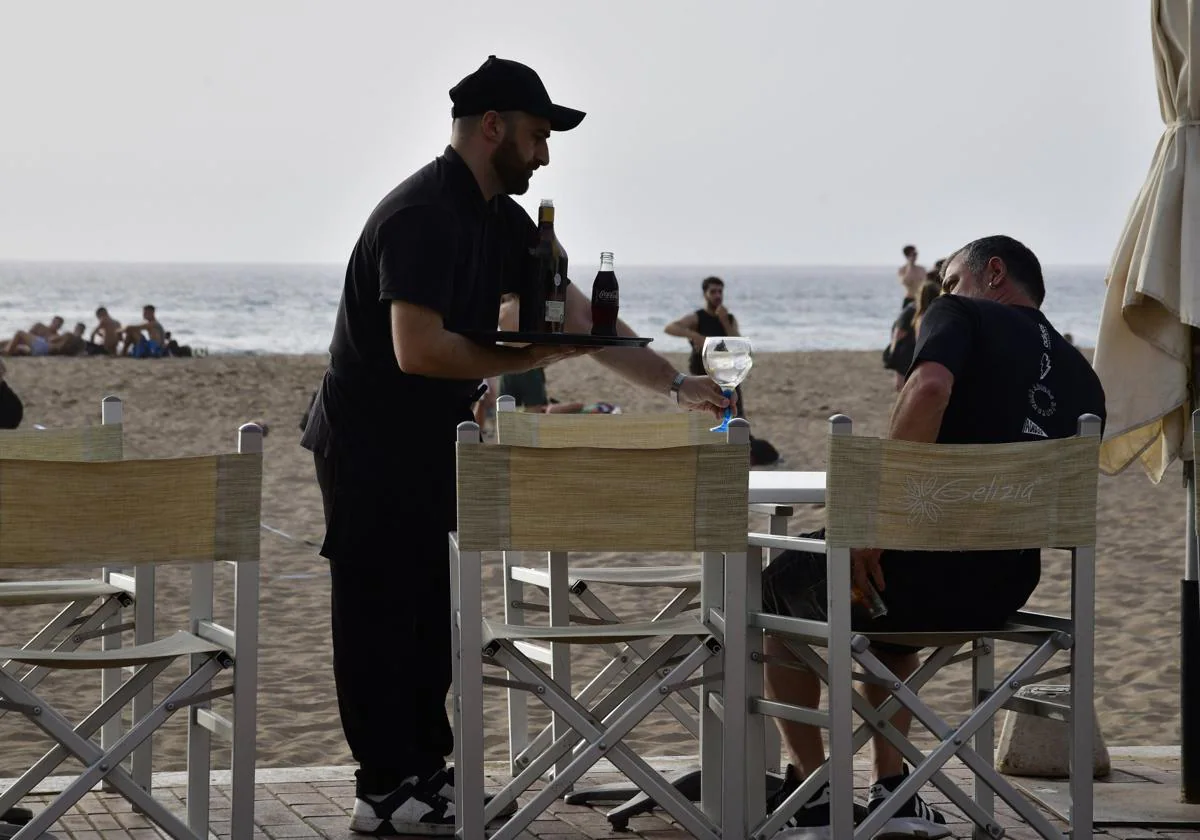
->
[590,251,619,337]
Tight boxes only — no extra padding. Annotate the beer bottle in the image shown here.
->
[529,199,567,334]
[591,251,620,337]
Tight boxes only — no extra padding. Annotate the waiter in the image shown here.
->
[300,55,730,836]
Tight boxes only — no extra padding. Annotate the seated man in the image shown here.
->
[120,304,166,356]
[90,307,124,355]
[48,323,89,357]
[761,235,1107,835]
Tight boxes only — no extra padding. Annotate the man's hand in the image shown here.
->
[524,344,599,369]
[676,375,734,420]
[851,548,885,594]
[715,304,730,320]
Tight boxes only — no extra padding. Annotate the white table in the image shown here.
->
[748,470,826,505]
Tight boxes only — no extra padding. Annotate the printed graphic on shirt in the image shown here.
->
[1028,383,1057,418]
[1039,353,1051,380]
[1022,418,1048,438]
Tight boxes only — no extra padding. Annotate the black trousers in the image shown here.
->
[313,417,463,797]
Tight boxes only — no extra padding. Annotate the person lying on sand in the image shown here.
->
[29,315,64,339]
[1,316,65,356]
[48,323,88,357]
[2,330,52,356]
[90,307,123,355]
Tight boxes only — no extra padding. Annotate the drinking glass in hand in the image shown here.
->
[701,336,753,433]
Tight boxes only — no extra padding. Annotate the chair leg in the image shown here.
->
[972,638,995,840]
[101,570,127,771]
[763,514,788,773]
[547,551,572,785]
[853,641,1066,839]
[2,658,224,840]
[503,550,530,776]
[0,659,172,816]
[1070,547,1096,839]
[131,564,156,793]
[230,558,260,840]
[700,551,724,822]
[456,546,487,840]
[188,561,214,835]
[491,640,721,840]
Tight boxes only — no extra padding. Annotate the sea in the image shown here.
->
[0,261,1107,355]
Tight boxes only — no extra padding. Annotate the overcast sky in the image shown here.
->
[0,1,1161,266]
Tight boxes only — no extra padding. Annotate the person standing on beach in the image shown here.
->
[665,276,739,377]
[761,235,1106,835]
[299,55,730,836]
[898,244,926,305]
[665,276,749,415]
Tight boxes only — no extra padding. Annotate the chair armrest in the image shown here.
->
[749,504,796,517]
[747,533,827,554]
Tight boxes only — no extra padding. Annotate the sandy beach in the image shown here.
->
[0,350,1186,777]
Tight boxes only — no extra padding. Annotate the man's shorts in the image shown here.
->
[761,529,1041,655]
[499,368,548,408]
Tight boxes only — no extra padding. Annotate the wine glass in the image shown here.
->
[702,336,753,433]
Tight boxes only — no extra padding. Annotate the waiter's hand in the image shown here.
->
[677,376,736,420]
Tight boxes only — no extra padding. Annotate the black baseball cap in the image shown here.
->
[449,55,585,132]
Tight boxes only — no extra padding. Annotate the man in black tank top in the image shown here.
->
[665,276,745,411]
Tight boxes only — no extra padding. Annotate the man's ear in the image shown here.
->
[480,111,507,143]
[986,256,1007,289]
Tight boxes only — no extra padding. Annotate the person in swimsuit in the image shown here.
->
[90,307,124,355]
[120,305,167,356]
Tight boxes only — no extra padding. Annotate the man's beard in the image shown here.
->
[491,137,533,195]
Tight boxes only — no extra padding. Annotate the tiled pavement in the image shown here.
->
[4,751,1199,839]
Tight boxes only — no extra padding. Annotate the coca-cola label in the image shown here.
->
[594,289,619,303]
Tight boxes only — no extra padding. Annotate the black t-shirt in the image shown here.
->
[302,147,545,455]
[881,295,1107,629]
[910,296,1106,444]
[687,308,734,376]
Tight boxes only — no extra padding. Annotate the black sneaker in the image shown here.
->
[866,767,952,840]
[766,764,868,837]
[350,772,455,836]
[349,766,518,836]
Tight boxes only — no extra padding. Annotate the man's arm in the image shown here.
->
[719,308,739,337]
[391,301,582,380]
[664,312,704,345]
[888,361,953,442]
[562,284,729,415]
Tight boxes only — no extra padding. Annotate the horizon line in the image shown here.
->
[0,257,1112,270]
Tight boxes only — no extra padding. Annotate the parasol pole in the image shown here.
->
[1186,332,1200,803]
